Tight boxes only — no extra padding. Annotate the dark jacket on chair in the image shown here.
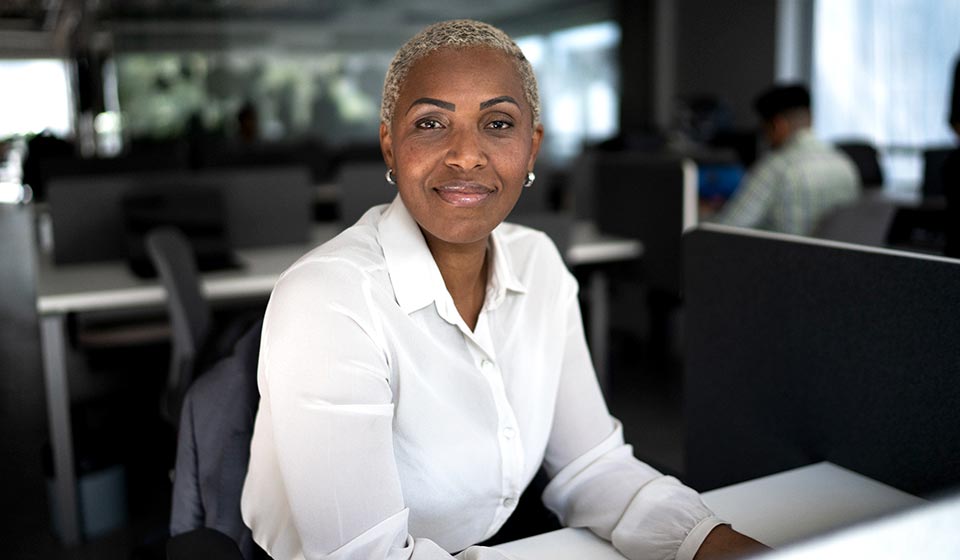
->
[170,318,265,559]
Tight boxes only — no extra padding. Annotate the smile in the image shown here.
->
[433,182,495,207]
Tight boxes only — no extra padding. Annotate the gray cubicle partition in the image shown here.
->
[593,153,697,295]
[0,204,48,537]
[335,161,397,227]
[47,166,313,265]
[683,224,960,496]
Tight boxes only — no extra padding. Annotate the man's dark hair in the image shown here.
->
[753,84,811,121]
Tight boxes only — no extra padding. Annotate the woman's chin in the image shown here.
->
[419,219,499,249]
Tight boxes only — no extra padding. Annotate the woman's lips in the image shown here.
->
[433,182,494,207]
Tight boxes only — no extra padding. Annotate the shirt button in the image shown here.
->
[502,497,517,508]
[502,426,515,440]
[481,359,494,372]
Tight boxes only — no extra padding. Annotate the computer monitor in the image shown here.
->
[697,163,744,200]
[47,166,312,265]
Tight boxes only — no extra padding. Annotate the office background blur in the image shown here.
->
[3,1,958,188]
[2,1,959,559]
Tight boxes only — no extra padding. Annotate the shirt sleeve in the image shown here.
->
[710,161,780,230]
[540,282,724,560]
[242,261,514,560]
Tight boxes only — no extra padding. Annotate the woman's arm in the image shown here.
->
[540,282,764,560]
[694,525,771,559]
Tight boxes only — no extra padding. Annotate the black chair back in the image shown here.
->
[146,227,212,428]
[921,147,954,198]
[835,141,884,188]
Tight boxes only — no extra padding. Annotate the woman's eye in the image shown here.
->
[416,119,443,129]
[487,120,513,130]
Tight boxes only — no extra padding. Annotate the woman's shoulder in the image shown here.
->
[275,221,389,296]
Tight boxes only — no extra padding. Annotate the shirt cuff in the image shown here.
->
[675,516,726,560]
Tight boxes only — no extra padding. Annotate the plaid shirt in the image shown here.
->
[712,130,861,235]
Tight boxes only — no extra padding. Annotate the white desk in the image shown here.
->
[493,462,924,559]
[36,221,640,546]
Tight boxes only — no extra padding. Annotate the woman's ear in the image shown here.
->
[527,123,544,171]
[380,122,395,169]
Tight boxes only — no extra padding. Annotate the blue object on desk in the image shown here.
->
[697,163,744,199]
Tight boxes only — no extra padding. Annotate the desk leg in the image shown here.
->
[588,271,610,393]
[40,314,80,545]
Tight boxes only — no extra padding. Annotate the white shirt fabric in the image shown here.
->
[241,197,723,560]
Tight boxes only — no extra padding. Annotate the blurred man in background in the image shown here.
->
[709,83,860,236]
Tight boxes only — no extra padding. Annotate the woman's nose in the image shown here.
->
[443,127,487,171]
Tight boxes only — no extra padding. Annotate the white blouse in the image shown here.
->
[241,197,722,560]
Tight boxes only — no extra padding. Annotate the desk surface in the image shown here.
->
[37,221,640,315]
[493,462,924,560]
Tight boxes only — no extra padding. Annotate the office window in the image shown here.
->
[812,0,960,189]
[0,59,73,139]
[113,23,620,157]
[116,50,390,145]
[517,21,620,162]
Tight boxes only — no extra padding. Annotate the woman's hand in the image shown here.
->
[693,524,771,559]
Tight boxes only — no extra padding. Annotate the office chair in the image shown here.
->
[810,194,897,247]
[169,317,266,560]
[167,314,558,558]
[168,527,245,560]
[146,227,213,429]
[834,141,884,188]
[921,147,954,198]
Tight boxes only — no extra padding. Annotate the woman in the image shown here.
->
[242,19,765,560]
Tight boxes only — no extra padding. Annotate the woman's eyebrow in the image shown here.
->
[480,96,519,110]
[406,97,456,114]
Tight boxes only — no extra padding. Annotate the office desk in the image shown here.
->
[493,462,924,559]
[37,221,640,546]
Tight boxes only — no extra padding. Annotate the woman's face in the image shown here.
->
[380,47,543,250]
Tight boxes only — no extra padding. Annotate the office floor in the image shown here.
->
[9,283,686,560]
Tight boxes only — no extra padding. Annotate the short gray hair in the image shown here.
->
[380,19,541,127]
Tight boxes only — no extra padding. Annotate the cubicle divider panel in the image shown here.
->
[683,225,960,496]
[48,166,313,265]
[335,162,397,228]
[594,153,695,295]
[0,204,49,534]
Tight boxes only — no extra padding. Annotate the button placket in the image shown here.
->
[476,357,525,522]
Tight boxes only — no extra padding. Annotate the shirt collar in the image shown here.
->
[486,223,528,309]
[377,196,446,315]
[377,197,527,316]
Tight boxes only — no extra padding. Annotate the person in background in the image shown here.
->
[708,83,860,236]
[943,55,960,258]
[236,101,260,144]
[241,19,767,560]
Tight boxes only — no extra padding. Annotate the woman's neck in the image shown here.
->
[425,234,489,331]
